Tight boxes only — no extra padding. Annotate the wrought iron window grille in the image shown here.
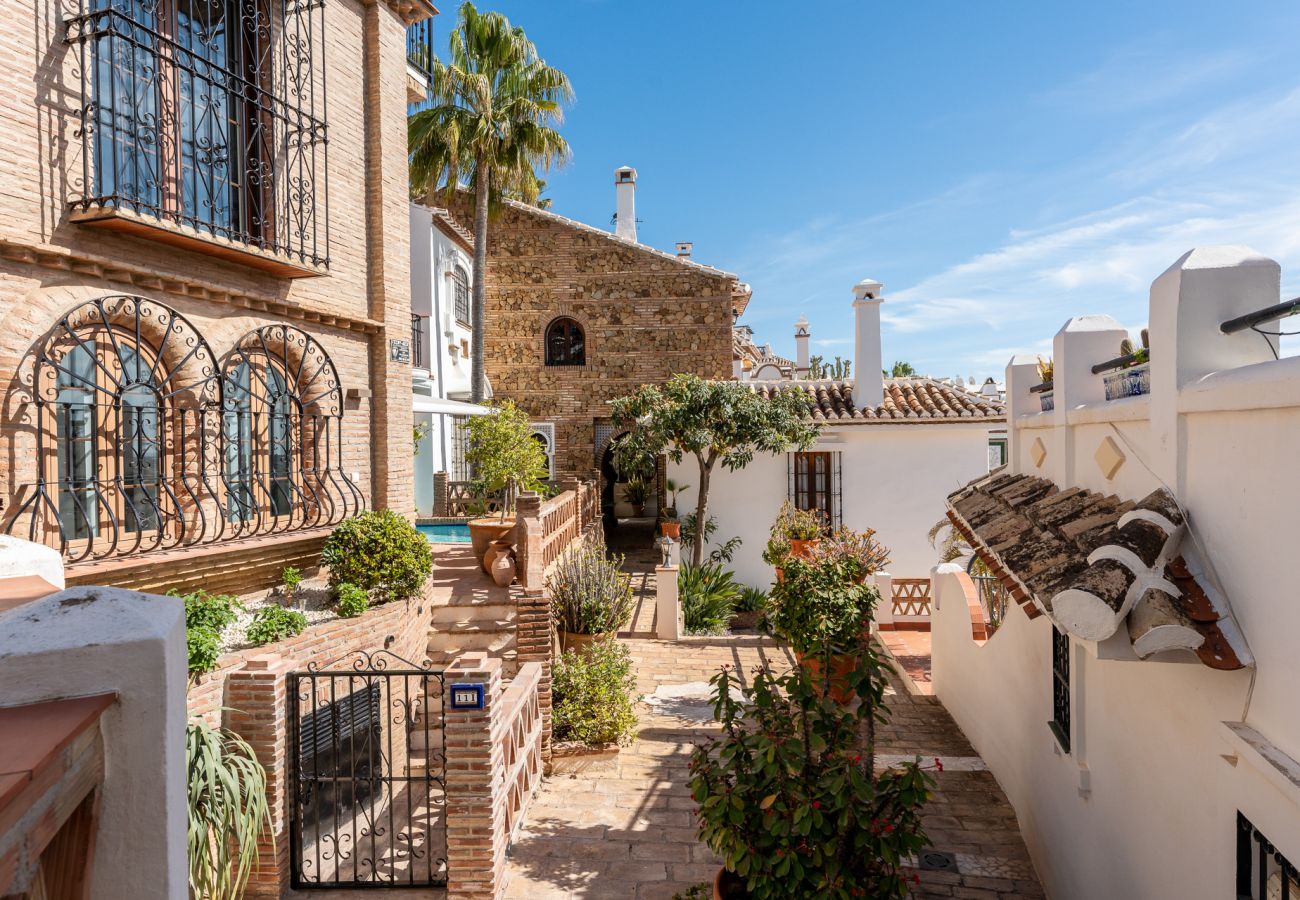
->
[1050,625,1071,752]
[4,297,363,563]
[65,0,330,270]
[544,317,585,366]
[787,450,842,530]
[452,266,470,326]
[1238,811,1299,900]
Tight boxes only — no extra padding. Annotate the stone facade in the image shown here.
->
[444,195,742,479]
[0,0,430,592]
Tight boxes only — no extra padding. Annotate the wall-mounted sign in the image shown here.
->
[449,683,485,710]
[389,339,411,363]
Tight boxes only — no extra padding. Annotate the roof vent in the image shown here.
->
[675,241,693,258]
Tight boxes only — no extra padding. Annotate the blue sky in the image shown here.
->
[436,1,1300,378]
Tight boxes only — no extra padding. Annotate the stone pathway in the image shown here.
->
[503,542,1043,899]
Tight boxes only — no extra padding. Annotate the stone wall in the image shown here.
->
[446,196,738,478]
[0,0,419,594]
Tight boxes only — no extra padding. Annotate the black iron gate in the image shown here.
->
[289,650,447,888]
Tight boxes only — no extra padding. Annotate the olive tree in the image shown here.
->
[611,374,819,565]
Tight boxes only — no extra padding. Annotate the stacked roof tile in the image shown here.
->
[750,378,1005,424]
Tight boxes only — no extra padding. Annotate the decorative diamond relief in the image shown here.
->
[1030,437,1047,469]
[1094,436,1126,480]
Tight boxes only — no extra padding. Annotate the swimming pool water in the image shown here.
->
[418,523,472,543]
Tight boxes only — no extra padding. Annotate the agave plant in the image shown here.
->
[187,718,271,900]
[678,562,741,635]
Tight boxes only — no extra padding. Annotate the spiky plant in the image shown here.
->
[187,719,271,900]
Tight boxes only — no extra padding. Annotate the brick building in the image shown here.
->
[444,168,749,501]
[0,0,434,592]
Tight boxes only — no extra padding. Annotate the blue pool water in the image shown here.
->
[418,523,472,543]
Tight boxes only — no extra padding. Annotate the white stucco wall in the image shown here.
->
[668,423,994,587]
[0,587,188,898]
[936,247,1300,900]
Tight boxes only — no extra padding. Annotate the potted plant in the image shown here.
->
[760,502,825,581]
[662,478,688,538]
[549,538,636,653]
[812,527,891,584]
[462,400,550,571]
[622,478,650,518]
[766,555,880,703]
[689,629,932,899]
[1103,337,1151,401]
[1036,356,1055,412]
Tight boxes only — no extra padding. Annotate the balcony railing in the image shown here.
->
[65,0,329,272]
[407,19,435,81]
[412,314,429,370]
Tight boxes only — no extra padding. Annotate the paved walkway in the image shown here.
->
[503,541,1043,899]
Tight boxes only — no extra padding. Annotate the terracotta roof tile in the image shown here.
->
[752,377,1005,424]
[947,472,1249,670]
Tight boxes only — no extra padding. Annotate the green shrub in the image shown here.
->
[549,539,635,635]
[281,566,303,593]
[678,563,740,635]
[187,719,270,899]
[736,585,768,613]
[245,606,308,646]
[321,510,433,602]
[766,557,880,655]
[335,583,369,618]
[174,589,243,674]
[552,640,639,746]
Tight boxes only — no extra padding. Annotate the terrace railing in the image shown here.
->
[515,479,599,592]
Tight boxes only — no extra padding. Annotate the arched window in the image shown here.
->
[452,266,470,325]
[545,317,585,366]
[222,325,364,533]
[9,296,222,561]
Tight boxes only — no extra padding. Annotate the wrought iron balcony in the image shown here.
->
[412,313,430,370]
[406,18,435,81]
[64,0,330,276]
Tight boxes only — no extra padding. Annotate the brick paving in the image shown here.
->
[878,629,935,695]
[503,538,1043,899]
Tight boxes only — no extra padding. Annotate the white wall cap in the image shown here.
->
[1055,314,1126,336]
[615,165,637,182]
[0,535,64,589]
[1159,244,1275,277]
[853,278,885,301]
[0,587,182,655]
[1008,353,1040,366]
[933,562,966,576]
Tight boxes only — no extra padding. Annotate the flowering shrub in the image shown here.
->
[321,510,433,602]
[812,527,891,581]
[549,539,634,635]
[689,629,932,899]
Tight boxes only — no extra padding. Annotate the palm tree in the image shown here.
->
[409,2,572,402]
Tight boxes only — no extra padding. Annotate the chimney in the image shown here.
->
[675,241,693,258]
[794,315,810,375]
[614,166,637,242]
[851,278,884,411]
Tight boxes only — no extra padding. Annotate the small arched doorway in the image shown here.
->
[599,432,657,551]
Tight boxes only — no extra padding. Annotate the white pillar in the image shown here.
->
[656,564,681,640]
[852,279,884,410]
[1051,315,1130,485]
[1003,355,1041,476]
[873,571,895,628]
[794,315,810,375]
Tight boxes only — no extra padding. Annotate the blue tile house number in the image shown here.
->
[450,683,485,710]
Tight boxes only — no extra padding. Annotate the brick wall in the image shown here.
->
[445,196,738,478]
[0,0,419,584]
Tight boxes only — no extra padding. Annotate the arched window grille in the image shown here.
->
[6,296,223,562]
[453,266,470,325]
[221,325,364,535]
[545,317,585,366]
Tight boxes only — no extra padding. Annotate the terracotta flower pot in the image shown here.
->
[469,517,515,572]
[787,538,820,561]
[796,649,859,704]
[660,521,681,539]
[559,630,613,656]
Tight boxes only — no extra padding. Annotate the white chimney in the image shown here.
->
[851,278,884,410]
[614,166,637,242]
[794,315,810,375]
[675,241,693,258]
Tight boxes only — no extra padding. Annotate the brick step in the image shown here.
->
[425,646,518,672]
[426,629,514,658]
[428,616,515,635]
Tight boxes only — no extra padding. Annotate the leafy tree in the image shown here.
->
[885,361,916,377]
[611,374,819,565]
[408,2,572,402]
[462,400,550,520]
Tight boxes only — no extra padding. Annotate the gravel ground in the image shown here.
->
[218,570,340,653]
